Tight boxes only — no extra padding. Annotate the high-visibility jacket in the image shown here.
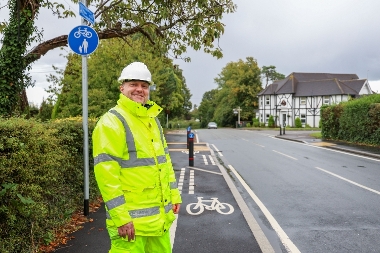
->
[92,94,182,236]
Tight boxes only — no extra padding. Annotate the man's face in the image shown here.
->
[120,80,150,104]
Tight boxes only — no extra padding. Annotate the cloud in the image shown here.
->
[2,0,380,107]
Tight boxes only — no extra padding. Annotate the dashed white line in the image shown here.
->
[272,150,298,160]
[189,170,195,194]
[208,155,216,165]
[202,155,209,165]
[178,168,185,194]
[315,167,380,195]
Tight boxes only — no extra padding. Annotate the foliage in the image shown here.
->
[321,94,380,146]
[0,117,100,253]
[261,65,285,87]
[268,115,275,127]
[253,117,260,127]
[47,38,192,119]
[295,117,302,128]
[200,57,262,127]
[0,0,38,116]
[167,119,201,130]
[197,89,219,127]
[0,0,236,116]
[38,98,54,121]
[320,104,343,139]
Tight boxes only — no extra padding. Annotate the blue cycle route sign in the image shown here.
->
[79,2,95,25]
[187,126,191,131]
[68,25,99,56]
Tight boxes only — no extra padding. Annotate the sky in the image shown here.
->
[1,0,380,107]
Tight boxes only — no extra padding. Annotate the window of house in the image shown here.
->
[300,114,306,124]
[260,114,263,122]
[265,96,270,105]
[300,97,306,105]
[323,96,330,105]
[266,114,270,122]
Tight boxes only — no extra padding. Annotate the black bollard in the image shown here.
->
[188,132,194,166]
[283,124,286,135]
[279,125,282,136]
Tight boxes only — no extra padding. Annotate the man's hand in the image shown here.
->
[172,203,181,214]
[118,222,135,241]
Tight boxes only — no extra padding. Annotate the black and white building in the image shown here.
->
[257,73,373,127]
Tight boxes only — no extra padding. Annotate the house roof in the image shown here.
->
[258,72,364,96]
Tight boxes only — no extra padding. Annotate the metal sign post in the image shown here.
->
[67,1,98,216]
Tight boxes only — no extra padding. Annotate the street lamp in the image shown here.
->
[233,106,242,128]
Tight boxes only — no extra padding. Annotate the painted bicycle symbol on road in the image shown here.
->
[74,27,93,38]
[186,197,234,215]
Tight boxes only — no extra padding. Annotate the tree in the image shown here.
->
[0,0,236,116]
[47,37,191,119]
[212,57,262,126]
[197,89,219,127]
[261,65,285,88]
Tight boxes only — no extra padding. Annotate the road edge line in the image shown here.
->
[209,145,275,253]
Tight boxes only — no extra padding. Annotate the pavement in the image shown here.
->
[274,130,380,160]
[53,129,380,253]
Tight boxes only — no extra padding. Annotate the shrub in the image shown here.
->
[295,117,302,128]
[0,117,100,253]
[268,115,275,128]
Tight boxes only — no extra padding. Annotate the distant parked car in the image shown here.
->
[207,122,217,129]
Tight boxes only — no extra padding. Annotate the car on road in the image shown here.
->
[207,122,217,129]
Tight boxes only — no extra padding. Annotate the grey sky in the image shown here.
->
[1,0,380,106]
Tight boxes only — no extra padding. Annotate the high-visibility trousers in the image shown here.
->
[108,227,171,253]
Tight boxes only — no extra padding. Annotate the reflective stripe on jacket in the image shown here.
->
[92,94,182,236]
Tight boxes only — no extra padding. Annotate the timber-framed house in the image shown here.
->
[257,73,373,127]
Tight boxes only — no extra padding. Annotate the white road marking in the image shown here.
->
[228,165,300,253]
[202,155,209,165]
[274,137,380,162]
[178,168,185,193]
[242,138,265,147]
[315,167,380,195]
[211,144,223,156]
[213,159,275,252]
[188,166,222,175]
[189,170,194,194]
[272,150,298,160]
[208,155,216,165]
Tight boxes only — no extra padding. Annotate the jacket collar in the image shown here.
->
[117,94,163,118]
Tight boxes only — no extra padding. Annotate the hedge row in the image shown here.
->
[321,94,380,146]
[0,117,100,253]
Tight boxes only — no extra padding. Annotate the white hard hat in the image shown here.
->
[117,62,153,84]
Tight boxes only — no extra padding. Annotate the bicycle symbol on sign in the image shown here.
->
[74,27,93,38]
[186,197,234,215]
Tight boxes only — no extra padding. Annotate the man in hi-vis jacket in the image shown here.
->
[92,62,182,253]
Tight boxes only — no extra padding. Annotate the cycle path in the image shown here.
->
[166,132,267,253]
[54,132,267,252]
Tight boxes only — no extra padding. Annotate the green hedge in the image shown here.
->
[321,94,380,146]
[0,117,100,253]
